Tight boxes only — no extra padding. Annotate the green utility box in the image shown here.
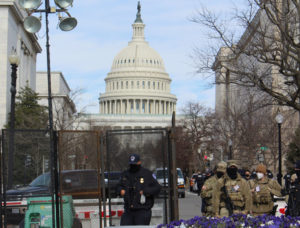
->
[24,196,75,228]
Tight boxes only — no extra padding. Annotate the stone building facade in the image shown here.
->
[0,1,75,131]
[0,0,41,129]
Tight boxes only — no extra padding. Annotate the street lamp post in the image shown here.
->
[275,112,284,185]
[18,0,77,226]
[7,53,20,189]
[228,139,233,160]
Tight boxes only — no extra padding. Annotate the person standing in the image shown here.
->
[195,171,205,196]
[244,170,252,181]
[201,161,226,216]
[213,160,252,217]
[249,164,282,216]
[286,160,300,216]
[117,154,161,226]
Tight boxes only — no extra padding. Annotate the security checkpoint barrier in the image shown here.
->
[75,206,163,227]
[75,209,124,228]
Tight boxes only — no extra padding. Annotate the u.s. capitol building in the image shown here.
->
[80,4,177,129]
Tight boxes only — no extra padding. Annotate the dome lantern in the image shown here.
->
[134,1,143,23]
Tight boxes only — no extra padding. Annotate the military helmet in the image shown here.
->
[216,161,227,172]
[227,160,239,168]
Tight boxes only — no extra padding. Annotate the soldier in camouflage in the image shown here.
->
[201,161,227,216]
[213,160,252,217]
[249,164,282,216]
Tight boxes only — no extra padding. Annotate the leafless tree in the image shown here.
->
[179,102,215,172]
[53,88,92,130]
[213,88,297,173]
[191,0,300,112]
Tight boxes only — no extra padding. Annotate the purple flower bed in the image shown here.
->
[157,214,300,228]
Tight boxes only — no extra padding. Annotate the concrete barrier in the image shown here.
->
[74,198,164,227]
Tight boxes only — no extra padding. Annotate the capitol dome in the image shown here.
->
[99,2,177,117]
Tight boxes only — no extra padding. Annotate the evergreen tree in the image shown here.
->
[6,86,48,129]
[286,127,300,173]
[5,86,49,187]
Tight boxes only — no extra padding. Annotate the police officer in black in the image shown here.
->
[286,160,300,216]
[117,154,161,226]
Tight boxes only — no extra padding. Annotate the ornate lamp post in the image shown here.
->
[275,112,284,185]
[228,139,233,160]
[7,53,20,189]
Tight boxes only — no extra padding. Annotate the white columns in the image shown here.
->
[146,100,149,114]
[120,100,122,114]
[134,99,136,114]
[127,99,130,114]
[139,99,142,113]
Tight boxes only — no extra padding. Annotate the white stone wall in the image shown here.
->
[0,1,41,129]
[36,71,76,130]
[77,113,183,130]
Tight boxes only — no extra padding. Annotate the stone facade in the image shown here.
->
[0,0,41,129]
[36,72,76,130]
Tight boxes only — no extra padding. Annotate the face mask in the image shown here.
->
[227,167,237,179]
[295,170,300,178]
[129,164,141,173]
[216,171,224,178]
[245,174,250,179]
[257,172,264,180]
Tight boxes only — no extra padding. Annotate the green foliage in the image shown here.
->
[286,127,300,173]
[6,86,48,129]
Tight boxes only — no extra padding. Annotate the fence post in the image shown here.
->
[168,112,179,221]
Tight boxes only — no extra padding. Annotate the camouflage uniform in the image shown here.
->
[201,161,227,217]
[249,164,282,216]
[213,160,252,217]
[249,178,281,215]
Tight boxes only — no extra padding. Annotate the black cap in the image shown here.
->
[295,160,300,169]
[128,154,140,164]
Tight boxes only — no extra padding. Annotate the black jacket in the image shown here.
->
[117,166,161,211]
[286,178,300,216]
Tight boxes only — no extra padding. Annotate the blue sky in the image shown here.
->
[36,0,244,113]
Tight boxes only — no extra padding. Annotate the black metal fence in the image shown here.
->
[105,128,170,226]
[0,128,174,227]
[1,129,51,227]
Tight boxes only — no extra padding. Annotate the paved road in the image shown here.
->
[179,190,202,220]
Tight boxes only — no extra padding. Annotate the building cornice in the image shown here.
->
[3,0,42,53]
